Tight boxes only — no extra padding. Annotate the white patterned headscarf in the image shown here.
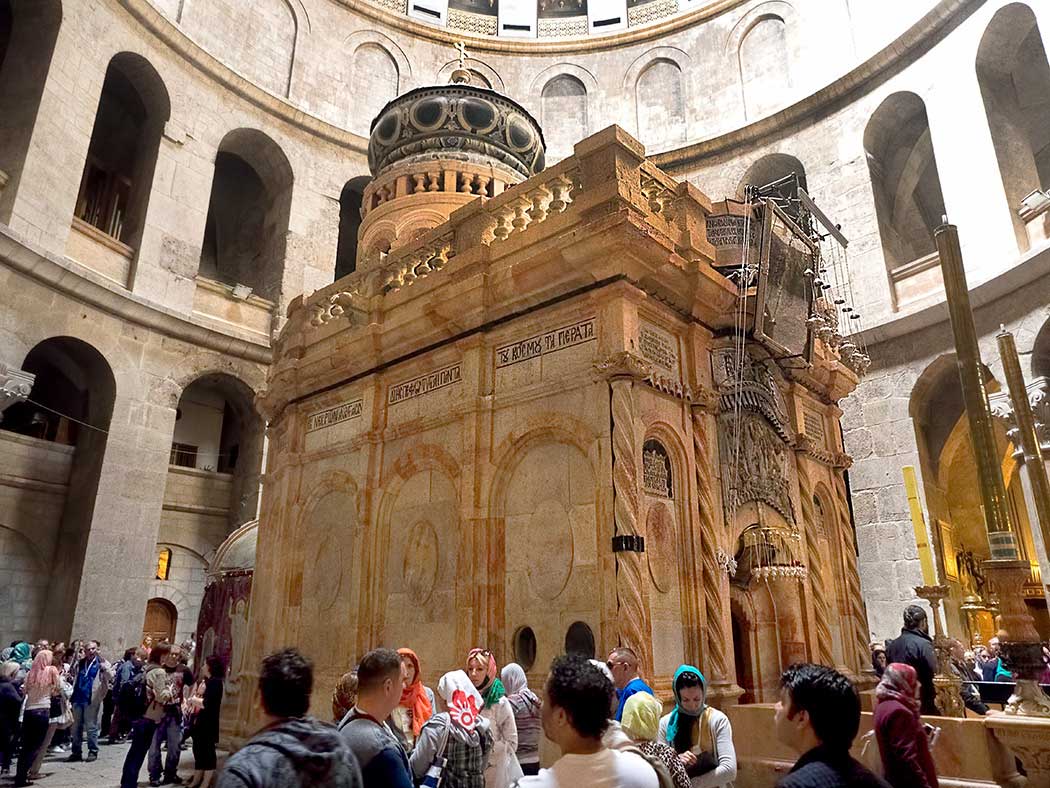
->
[437,670,484,732]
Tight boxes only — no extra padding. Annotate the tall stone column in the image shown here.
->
[597,351,653,677]
[796,466,834,667]
[0,362,34,421]
[691,402,738,696]
[935,223,1049,718]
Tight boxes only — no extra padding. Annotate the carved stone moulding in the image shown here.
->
[0,362,35,422]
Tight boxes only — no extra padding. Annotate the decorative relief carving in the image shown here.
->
[526,498,574,600]
[646,503,675,594]
[595,351,652,381]
[627,0,678,27]
[403,520,439,605]
[990,376,1050,455]
[712,348,792,441]
[537,16,588,37]
[642,439,672,498]
[382,236,455,293]
[715,548,737,578]
[447,8,498,35]
[0,363,34,422]
[720,411,794,523]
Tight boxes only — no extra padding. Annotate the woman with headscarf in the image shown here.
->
[409,670,494,788]
[874,663,938,788]
[871,643,887,678]
[465,648,521,787]
[0,661,22,777]
[657,665,736,788]
[622,693,690,788]
[501,663,542,776]
[16,650,61,787]
[332,669,359,723]
[391,647,434,750]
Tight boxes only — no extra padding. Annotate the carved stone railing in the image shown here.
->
[299,126,717,334]
[362,162,516,218]
[486,164,582,243]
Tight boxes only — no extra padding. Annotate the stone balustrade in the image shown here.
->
[299,126,718,334]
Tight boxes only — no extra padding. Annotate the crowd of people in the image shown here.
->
[0,637,224,788]
[1,606,989,788]
[218,641,910,788]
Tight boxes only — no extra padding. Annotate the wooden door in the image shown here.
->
[143,598,177,644]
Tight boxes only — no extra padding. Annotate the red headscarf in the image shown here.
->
[397,648,433,737]
[875,662,921,718]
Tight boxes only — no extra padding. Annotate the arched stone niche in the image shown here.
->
[501,439,598,678]
[379,461,460,677]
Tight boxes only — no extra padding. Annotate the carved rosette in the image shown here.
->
[597,352,652,675]
[692,407,730,682]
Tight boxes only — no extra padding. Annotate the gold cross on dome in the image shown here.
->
[454,41,469,70]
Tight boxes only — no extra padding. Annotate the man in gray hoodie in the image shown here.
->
[217,648,362,788]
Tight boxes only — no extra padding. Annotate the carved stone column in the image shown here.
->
[691,401,736,692]
[797,468,835,667]
[596,351,653,677]
[0,362,34,423]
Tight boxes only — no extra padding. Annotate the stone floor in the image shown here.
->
[0,740,218,788]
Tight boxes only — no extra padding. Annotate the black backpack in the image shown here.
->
[120,668,148,718]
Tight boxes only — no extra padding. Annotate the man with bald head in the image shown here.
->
[605,648,653,722]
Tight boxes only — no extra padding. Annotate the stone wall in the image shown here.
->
[0,431,74,643]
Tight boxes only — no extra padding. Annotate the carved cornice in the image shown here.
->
[595,351,652,381]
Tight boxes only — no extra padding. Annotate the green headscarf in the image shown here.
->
[665,664,706,751]
[481,677,506,708]
[12,642,31,668]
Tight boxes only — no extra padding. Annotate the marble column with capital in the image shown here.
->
[990,374,1050,612]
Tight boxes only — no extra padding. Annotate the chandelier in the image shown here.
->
[737,523,807,582]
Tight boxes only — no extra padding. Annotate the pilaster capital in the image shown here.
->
[990,377,1050,456]
[0,362,35,422]
[594,351,652,382]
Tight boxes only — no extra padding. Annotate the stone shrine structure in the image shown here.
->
[234,73,870,737]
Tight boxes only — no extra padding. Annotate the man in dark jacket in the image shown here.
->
[773,663,890,788]
[338,648,413,788]
[886,605,938,716]
[949,638,987,716]
[217,648,362,788]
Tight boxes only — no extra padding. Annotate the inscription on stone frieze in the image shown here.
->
[642,439,672,498]
[495,318,596,368]
[705,215,747,247]
[638,322,679,376]
[388,364,462,405]
[306,399,363,432]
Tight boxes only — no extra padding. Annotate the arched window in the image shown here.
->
[72,53,170,261]
[0,0,62,221]
[199,129,293,304]
[0,337,115,639]
[976,3,1050,252]
[739,153,807,196]
[541,75,587,160]
[156,547,172,580]
[864,92,947,308]
[336,177,370,281]
[636,59,685,150]
[173,373,265,526]
[351,44,399,134]
[738,15,792,121]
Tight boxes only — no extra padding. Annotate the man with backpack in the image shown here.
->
[111,647,146,744]
[121,643,179,788]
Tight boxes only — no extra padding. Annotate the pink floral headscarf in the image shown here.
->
[875,662,921,718]
[437,670,484,732]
